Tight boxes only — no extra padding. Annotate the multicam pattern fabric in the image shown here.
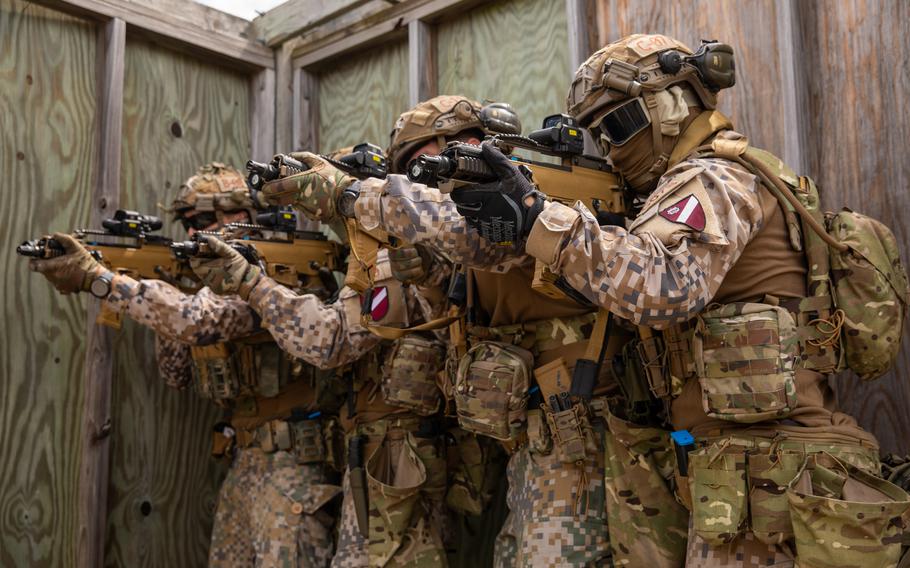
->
[210,448,337,568]
[260,153,356,221]
[526,155,765,327]
[493,430,610,567]
[106,275,258,344]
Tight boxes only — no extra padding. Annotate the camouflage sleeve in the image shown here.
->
[354,175,524,273]
[525,158,764,328]
[154,335,194,389]
[246,276,381,370]
[105,275,258,344]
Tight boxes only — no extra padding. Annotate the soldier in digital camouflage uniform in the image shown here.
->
[187,167,456,564]
[448,35,910,567]
[30,163,342,568]
[251,96,626,567]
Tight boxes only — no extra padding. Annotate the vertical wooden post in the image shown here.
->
[250,66,276,161]
[774,0,809,173]
[408,19,435,107]
[78,16,125,568]
[294,68,319,152]
[566,0,594,72]
[274,42,296,153]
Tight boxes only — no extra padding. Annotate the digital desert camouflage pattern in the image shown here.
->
[260,152,356,221]
[601,412,687,567]
[493,422,609,567]
[154,335,194,389]
[210,448,337,568]
[694,302,799,423]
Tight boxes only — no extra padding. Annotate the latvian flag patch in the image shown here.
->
[659,194,706,231]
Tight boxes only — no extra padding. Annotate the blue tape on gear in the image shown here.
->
[670,429,694,446]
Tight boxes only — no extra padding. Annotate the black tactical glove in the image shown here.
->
[450,141,546,246]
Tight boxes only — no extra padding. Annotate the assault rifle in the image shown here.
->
[250,143,390,294]
[17,209,200,290]
[170,208,342,296]
[407,113,627,221]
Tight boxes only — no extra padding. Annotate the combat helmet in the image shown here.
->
[567,34,735,191]
[387,95,521,174]
[169,162,259,229]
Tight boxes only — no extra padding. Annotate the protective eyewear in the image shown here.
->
[590,97,651,147]
[179,211,218,231]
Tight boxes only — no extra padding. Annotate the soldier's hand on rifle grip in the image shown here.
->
[258,152,357,222]
[29,232,109,295]
[188,235,262,299]
[450,141,546,246]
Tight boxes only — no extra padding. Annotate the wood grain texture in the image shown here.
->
[316,39,408,153]
[798,0,910,454]
[250,67,276,161]
[596,0,788,156]
[436,0,570,140]
[0,1,98,566]
[104,37,250,567]
[252,0,370,47]
[409,19,436,107]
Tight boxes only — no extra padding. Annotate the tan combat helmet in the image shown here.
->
[567,34,735,191]
[387,95,521,174]
[169,162,259,228]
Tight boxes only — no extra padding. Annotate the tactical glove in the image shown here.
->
[388,244,434,285]
[29,232,109,294]
[450,142,546,246]
[189,236,261,299]
[259,152,357,222]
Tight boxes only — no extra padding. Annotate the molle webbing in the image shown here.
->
[466,311,597,354]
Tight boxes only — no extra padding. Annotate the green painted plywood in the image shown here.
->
[317,40,408,153]
[0,1,97,566]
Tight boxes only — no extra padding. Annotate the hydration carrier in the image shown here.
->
[704,137,909,381]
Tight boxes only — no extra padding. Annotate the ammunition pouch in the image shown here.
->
[543,401,596,465]
[381,335,446,416]
[234,417,327,464]
[454,341,532,442]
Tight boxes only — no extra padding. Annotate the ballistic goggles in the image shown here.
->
[589,97,651,147]
[179,211,218,231]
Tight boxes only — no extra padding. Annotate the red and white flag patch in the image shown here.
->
[659,195,706,231]
[366,286,389,321]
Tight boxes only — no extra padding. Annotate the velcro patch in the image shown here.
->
[659,195,706,231]
[628,35,677,58]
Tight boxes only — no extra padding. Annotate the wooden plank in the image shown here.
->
[436,0,570,136]
[275,42,295,152]
[797,0,910,454]
[295,69,319,152]
[316,39,408,153]
[774,0,808,173]
[408,19,436,107]
[566,0,596,72]
[104,36,247,566]
[76,17,125,568]
[0,1,98,565]
[250,67,276,161]
[252,0,370,47]
[32,0,273,70]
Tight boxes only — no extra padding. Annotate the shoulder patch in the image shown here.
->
[659,194,706,231]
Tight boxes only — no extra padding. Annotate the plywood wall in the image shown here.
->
[436,0,570,138]
[0,1,97,565]
[104,37,252,567]
[316,40,408,154]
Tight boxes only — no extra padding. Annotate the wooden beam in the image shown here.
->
[408,19,436,107]
[275,42,296,153]
[294,69,319,152]
[33,0,273,70]
[250,67,276,161]
[77,16,125,568]
[566,0,596,72]
[775,0,809,173]
[252,0,371,48]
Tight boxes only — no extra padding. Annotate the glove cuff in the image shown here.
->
[237,266,263,301]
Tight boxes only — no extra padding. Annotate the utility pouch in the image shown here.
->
[543,402,595,464]
[191,343,242,401]
[689,447,748,545]
[747,449,804,545]
[381,335,446,416]
[366,430,427,564]
[693,302,798,423]
[289,419,325,464]
[526,408,553,456]
[454,341,532,442]
[788,457,910,568]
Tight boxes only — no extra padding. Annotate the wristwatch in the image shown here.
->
[89,272,114,299]
[337,182,361,218]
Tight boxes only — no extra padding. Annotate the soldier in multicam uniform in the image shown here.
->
[250,96,629,567]
[448,35,910,567]
[30,163,343,568]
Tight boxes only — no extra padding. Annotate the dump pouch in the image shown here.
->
[787,457,910,568]
[381,334,446,415]
[693,302,799,423]
[688,447,748,545]
[454,341,532,442]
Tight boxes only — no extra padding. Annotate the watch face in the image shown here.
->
[90,277,111,298]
